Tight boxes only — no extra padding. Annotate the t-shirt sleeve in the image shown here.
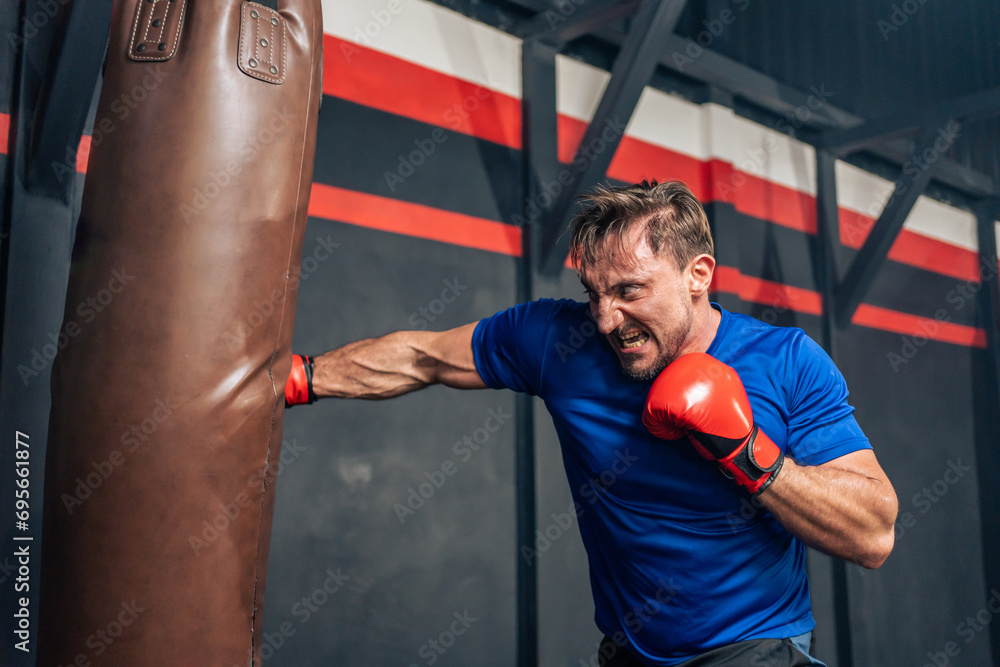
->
[784,331,872,466]
[472,300,560,396]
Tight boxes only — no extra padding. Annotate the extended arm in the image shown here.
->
[308,322,487,400]
[757,450,897,569]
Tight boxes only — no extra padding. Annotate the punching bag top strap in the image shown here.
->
[239,3,287,84]
[128,0,188,62]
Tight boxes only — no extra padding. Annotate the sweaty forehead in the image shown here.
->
[579,228,660,278]
[579,247,659,292]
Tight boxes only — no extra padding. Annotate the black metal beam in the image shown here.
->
[514,37,558,667]
[820,87,1000,156]
[873,138,999,199]
[515,0,640,45]
[834,124,956,328]
[539,0,687,275]
[659,33,856,129]
[25,0,113,201]
[0,4,89,665]
[814,150,839,354]
[521,39,560,221]
[974,198,1000,667]
[812,149,856,667]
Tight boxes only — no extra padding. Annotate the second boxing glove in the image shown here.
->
[643,353,783,496]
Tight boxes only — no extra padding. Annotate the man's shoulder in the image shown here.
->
[528,297,589,317]
[717,307,812,355]
[495,298,591,330]
[477,298,594,351]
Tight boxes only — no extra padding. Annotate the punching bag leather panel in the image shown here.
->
[38,1,322,664]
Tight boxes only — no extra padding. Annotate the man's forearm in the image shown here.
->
[311,332,438,400]
[757,453,898,569]
[307,323,486,400]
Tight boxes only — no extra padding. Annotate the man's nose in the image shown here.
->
[594,299,623,335]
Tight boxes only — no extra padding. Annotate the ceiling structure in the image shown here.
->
[433,0,1000,205]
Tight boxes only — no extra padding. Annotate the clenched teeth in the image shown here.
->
[618,331,649,349]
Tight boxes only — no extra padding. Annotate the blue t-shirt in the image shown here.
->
[472,299,870,665]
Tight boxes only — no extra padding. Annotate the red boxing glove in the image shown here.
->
[285,354,317,407]
[642,353,783,496]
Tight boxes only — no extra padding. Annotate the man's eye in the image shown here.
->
[621,286,639,296]
[584,289,597,301]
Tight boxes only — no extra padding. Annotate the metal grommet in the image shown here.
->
[269,66,278,74]
[251,10,258,18]
[260,38,269,47]
[152,18,162,27]
[249,58,258,67]
[271,17,279,26]
[158,42,167,51]
[136,43,146,52]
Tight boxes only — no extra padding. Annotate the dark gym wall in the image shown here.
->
[0,3,99,666]
[270,220,520,667]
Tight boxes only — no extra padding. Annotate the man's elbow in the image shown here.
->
[854,529,895,569]
[854,491,898,569]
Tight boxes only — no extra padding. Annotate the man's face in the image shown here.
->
[578,227,695,382]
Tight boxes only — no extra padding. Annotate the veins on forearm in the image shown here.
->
[313,336,432,399]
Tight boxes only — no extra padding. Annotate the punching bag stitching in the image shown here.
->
[128,0,145,55]
[249,414,274,667]
[157,0,171,42]
[250,23,322,656]
[128,0,187,61]
[266,17,275,65]
[247,17,320,659]
[239,4,287,84]
[253,15,260,63]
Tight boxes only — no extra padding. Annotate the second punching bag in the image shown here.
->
[39,1,323,664]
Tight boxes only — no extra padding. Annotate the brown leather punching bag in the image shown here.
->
[38,1,322,664]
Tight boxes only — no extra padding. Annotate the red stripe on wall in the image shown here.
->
[324,34,521,149]
[0,112,9,155]
[852,303,986,349]
[308,182,522,257]
[711,266,984,347]
[323,35,982,285]
[711,266,823,315]
[706,160,818,234]
[305,183,984,348]
[77,135,91,174]
[839,208,980,283]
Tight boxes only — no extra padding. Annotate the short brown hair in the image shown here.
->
[568,179,714,271]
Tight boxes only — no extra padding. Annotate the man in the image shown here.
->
[285,180,897,666]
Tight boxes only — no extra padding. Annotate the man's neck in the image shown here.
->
[680,300,722,356]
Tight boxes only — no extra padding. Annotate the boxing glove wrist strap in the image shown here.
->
[285,354,317,407]
[691,425,784,496]
[726,425,783,496]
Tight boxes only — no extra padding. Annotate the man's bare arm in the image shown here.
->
[310,322,487,400]
[758,450,898,569]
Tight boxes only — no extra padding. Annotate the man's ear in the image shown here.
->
[687,254,715,297]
